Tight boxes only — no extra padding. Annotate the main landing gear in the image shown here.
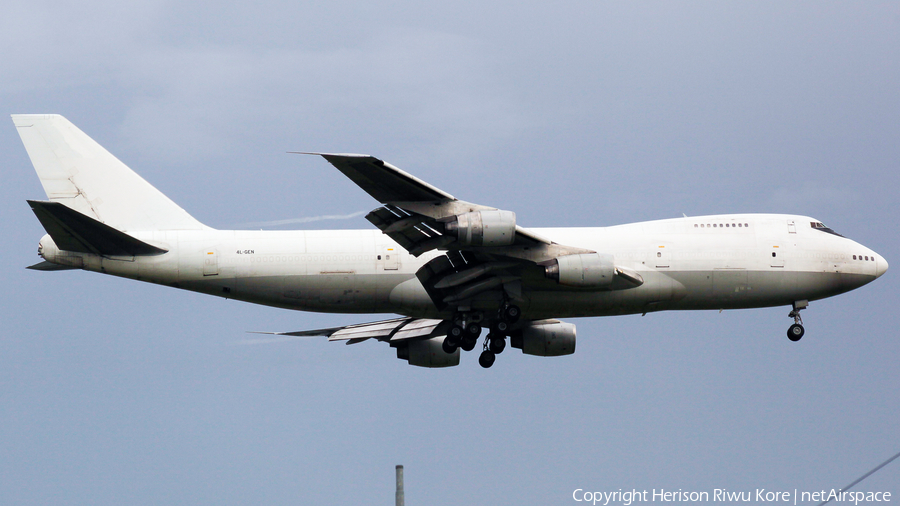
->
[443,304,520,368]
[443,320,481,353]
[787,300,808,342]
[478,332,508,368]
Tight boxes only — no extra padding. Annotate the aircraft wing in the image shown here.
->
[252,317,460,368]
[303,153,578,257]
[303,153,642,311]
[252,317,449,345]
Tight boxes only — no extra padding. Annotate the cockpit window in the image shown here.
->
[810,221,844,237]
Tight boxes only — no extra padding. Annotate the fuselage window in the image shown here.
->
[853,255,857,260]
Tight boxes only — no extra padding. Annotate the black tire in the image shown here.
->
[496,321,509,333]
[442,337,458,354]
[448,325,464,345]
[466,322,481,337]
[503,305,521,323]
[787,324,805,341]
[479,350,496,368]
[460,336,477,352]
[489,335,506,354]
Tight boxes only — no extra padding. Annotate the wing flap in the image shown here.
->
[251,317,450,345]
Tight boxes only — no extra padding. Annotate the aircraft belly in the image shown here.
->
[520,271,688,319]
[517,267,875,318]
[667,270,862,310]
[254,273,398,313]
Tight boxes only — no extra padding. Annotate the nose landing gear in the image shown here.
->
[787,300,808,341]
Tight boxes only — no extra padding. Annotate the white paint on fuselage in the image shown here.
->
[41,213,886,320]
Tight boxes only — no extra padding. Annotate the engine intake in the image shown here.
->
[544,253,615,287]
[444,210,516,247]
[510,320,576,357]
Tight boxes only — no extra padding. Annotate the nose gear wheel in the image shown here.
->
[786,301,807,342]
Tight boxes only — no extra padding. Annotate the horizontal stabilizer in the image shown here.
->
[28,200,167,256]
[27,261,79,271]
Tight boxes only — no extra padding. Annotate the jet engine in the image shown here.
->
[396,336,460,368]
[544,252,616,287]
[444,210,516,247]
[510,320,576,357]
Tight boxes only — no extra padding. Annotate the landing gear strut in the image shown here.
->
[478,333,508,368]
[447,305,520,368]
[444,316,482,352]
[787,300,807,342]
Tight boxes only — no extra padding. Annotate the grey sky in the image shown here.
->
[2,2,898,505]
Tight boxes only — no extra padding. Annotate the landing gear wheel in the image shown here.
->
[478,350,496,368]
[448,324,464,345]
[465,322,481,337]
[460,336,478,352]
[489,335,506,354]
[787,301,807,342]
[787,324,805,342]
[502,305,521,323]
[496,321,509,333]
[442,337,459,354]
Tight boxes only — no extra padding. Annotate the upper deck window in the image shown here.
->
[810,221,843,237]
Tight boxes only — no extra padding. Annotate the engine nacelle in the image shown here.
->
[510,320,576,357]
[444,210,516,247]
[544,253,615,288]
[396,336,460,368]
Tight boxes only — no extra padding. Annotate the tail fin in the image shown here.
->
[13,114,208,232]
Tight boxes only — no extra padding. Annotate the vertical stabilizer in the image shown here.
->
[13,114,209,232]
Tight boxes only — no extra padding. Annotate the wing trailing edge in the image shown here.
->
[251,317,449,345]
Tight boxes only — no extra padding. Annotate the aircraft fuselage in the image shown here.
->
[37,213,886,320]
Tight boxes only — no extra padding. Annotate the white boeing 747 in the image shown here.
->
[15,114,888,368]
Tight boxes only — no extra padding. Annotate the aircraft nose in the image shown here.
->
[875,253,889,278]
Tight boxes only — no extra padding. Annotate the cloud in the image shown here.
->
[110,31,530,164]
